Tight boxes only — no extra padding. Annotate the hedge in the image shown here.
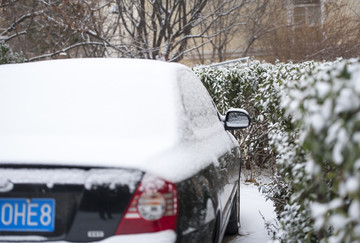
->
[194,58,360,242]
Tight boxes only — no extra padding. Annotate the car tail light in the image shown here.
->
[115,174,178,234]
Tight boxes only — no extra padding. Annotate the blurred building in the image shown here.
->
[182,0,360,64]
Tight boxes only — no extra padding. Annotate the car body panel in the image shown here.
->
[0,59,247,242]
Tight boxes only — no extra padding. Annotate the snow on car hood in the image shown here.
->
[0,58,236,183]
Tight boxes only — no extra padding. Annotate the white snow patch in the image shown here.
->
[316,81,331,99]
[349,200,360,220]
[329,214,349,230]
[96,230,176,243]
[139,173,166,192]
[0,168,142,192]
[346,177,359,193]
[0,236,47,241]
[204,199,215,223]
[0,178,14,192]
[335,88,360,114]
[224,176,276,243]
[182,227,196,235]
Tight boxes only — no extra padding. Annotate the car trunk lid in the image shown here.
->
[0,166,143,242]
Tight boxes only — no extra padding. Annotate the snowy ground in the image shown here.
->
[223,172,276,243]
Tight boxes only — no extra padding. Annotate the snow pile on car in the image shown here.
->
[0,168,142,192]
[0,58,235,183]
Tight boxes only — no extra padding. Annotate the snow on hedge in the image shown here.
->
[193,60,315,173]
[194,58,360,242]
[278,58,360,243]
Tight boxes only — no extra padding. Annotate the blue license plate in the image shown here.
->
[0,198,55,232]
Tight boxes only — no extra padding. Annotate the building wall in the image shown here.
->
[183,0,360,65]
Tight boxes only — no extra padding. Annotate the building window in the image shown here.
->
[292,0,321,26]
[294,0,320,4]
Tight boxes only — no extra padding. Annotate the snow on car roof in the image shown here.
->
[0,59,178,160]
[0,58,235,182]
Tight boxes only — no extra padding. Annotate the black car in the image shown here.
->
[0,58,250,243]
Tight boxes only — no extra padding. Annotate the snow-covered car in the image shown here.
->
[0,58,250,243]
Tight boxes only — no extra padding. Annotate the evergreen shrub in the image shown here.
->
[194,58,360,242]
[0,43,24,64]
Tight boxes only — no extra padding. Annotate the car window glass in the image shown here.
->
[177,69,220,131]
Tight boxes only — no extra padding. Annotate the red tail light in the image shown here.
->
[115,174,178,234]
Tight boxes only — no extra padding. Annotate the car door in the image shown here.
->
[176,68,241,240]
[216,139,241,232]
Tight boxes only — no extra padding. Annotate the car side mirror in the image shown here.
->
[224,108,251,130]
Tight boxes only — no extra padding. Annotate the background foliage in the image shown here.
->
[0,42,24,64]
[193,60,306,177]
[194,58,360,242]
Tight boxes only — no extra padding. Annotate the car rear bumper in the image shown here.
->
[87,230,176,243]
[0,230,176,243]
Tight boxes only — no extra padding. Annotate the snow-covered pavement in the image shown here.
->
[223,176,276,243]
